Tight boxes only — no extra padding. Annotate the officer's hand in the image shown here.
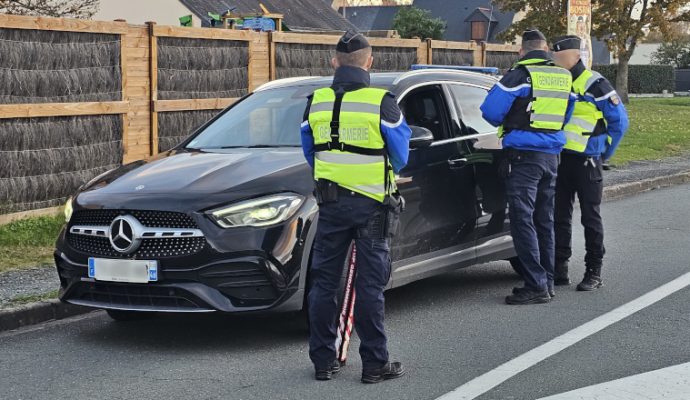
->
[602,159,612,171]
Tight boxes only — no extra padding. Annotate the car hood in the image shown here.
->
[76,148,314,211]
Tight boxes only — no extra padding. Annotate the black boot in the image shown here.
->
[554,260,570,286]
[577,266,603,291]
[513,285,555,298]
[315,359,341,381]
[505,288,551,305]
[361,362,405,384]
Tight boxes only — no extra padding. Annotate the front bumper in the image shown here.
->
[55,252,305,313]
[55,199,318,314]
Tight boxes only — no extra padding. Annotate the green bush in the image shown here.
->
[592,64,675,94]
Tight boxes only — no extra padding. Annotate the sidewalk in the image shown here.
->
[605,156,690,186]
[1,154,689,327]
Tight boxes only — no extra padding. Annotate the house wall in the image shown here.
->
[93,0,200,26]
[627,43,661,65]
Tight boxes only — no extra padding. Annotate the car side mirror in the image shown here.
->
[409,125,434,148]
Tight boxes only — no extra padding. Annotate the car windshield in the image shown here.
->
[185,86,315,149]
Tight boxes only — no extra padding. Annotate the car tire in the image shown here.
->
[106,309,156,321]
[508,257,525,278]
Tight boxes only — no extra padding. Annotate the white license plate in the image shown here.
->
[88,258,158,283]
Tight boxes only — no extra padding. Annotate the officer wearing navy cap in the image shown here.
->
[300,30,411,382]
[480,29,575,305]
[551,35,629,291]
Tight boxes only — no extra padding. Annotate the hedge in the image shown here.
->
[592,64,675,94]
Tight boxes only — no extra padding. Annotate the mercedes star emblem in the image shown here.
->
[108,215,142,254]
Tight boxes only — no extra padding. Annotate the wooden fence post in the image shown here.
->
[426,38,433,65]
[147,21,158,156]
[416,39,427,65]
[115,19,129,161]
[473,42,484,67]
[269,31,276,81]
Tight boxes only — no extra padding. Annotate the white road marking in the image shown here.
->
[537,361,690,400]
[436,271,690,400]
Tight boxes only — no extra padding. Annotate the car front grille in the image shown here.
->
[67,209,207,258]
[67,235,207,259]
[70,210,198,229]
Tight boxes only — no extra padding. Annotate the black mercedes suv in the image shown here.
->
[55,68,518,320]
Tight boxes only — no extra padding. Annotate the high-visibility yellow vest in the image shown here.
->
[500,58,572,136]
[308,87,395,203]
[563,69,607,153]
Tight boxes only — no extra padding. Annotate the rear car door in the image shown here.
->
[444,83,510,247]
[392,84,478,263]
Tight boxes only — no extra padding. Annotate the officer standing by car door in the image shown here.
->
[300,30,411,383]
[480,29,574,305]
[551,35,629,291]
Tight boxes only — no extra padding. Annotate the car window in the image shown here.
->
[186,86,313,149]
[447,84,496,135]
[400,85,451,141]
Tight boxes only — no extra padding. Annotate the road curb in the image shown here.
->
[2,170,689,333]
[603,170,690,201]
[0,299,93,333]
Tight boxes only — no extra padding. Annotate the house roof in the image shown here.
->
[465,7,498,23]
[179,0,356,31]
[342,5,401,34]
[341,0,515,42]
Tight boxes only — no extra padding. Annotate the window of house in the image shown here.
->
[471,21,488,41]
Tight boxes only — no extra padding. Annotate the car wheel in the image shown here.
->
[508,257,525,278]
[106,309,156,321]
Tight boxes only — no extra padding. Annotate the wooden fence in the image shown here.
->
[0,13,519,217]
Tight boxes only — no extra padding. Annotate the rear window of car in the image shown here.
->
[447,84,496,135]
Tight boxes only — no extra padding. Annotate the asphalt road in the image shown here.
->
[2,183,689,400]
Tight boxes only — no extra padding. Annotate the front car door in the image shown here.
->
[390,83,478,286]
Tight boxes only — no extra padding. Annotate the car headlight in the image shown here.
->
[208,194,304,228]
[64,197,74,223]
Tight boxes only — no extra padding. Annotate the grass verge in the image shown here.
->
[3,290,60,309]
[612,97,690,165]
[0,214,65,273]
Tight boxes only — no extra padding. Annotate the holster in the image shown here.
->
[314,179,339,204]
[357,192,405,239]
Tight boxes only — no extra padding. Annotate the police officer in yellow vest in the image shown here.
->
[551,35,629,291]
[300,31,411,383]
[480,29,575,305]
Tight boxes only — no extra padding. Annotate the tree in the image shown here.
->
[651,38,690,68]
[0,0,100,19]
[392,6,445,40]
[496,0,690,103]
[593,1,690,102]
[496,0,568,42]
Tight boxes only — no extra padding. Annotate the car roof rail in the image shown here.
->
[255,76,318,92]
[393,67,499,85]
[410,64,500,75]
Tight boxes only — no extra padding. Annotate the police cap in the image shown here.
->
[552,35,581,52]
[522,28,546,42]
[336,30,371,53]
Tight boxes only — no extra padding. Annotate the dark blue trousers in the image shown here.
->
[505,151,559,292]
[308,193,391,370]
[555,152,605,268]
